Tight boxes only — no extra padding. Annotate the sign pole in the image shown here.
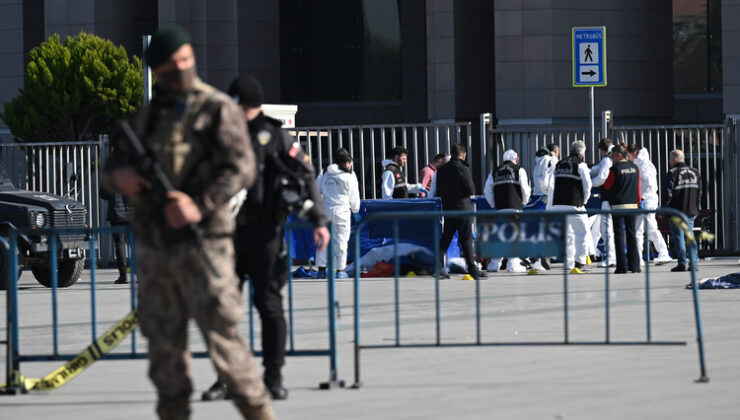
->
[590,86,595,143]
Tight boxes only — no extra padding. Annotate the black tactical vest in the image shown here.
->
[492,161,523,210]
[552,156,585,207]
[384,162,408,198]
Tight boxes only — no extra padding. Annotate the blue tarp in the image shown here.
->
[288,198,460,263]
[288,192,606,264]
[349,198,442,260]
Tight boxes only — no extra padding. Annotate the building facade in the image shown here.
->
[0,0,735,135]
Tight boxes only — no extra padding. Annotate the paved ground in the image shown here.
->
[1,257,739,419]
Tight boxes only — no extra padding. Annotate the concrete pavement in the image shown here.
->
[1,257,739,419]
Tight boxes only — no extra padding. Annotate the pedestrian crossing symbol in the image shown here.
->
[572,26,606,87]
[580,43,598,64]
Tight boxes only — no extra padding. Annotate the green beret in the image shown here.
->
[145,25,191,69]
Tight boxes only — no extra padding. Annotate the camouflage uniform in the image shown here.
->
[104,79,271,419]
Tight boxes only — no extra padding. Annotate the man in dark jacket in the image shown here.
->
[603,145,642,274]
[100,187,130,284]
[663,149,702,272]
[435,143,485,279]
[202,74,329,402]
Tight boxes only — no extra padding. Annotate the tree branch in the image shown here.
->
[78,113,94,141]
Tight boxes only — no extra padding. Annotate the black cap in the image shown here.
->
[145,26,191,69]
[228,74,263,108]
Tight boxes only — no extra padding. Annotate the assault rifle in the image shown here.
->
[119,120,221,277]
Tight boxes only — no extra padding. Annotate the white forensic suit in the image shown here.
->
[316,164,361,272]
[634,148,672,264]
[531,153,556,205]
[483,154,532,272]
[590,151,617,266]
[549,156,592,270]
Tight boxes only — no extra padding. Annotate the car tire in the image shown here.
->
[31,258,85,288]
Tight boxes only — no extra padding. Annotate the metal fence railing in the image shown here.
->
[0,118,732,255]
[480,114,731,252]
[291,122,474,199]
[0,139,107,233]
[612,125,725,251]
[350,208,709,388]
[2,223,342,393]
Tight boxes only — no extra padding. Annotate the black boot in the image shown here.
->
[264,369,288,400]
[201,380,230,401]
[671,264,687,272]
[114,273,128,284]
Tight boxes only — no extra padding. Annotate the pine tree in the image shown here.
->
[1,31,143,142]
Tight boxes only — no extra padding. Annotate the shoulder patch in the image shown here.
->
[257,130,272,146]
[303,154,311,163]
[288,143,301,158]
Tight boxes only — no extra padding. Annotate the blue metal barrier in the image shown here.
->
[2,223,341,393]
[351,207,708,388]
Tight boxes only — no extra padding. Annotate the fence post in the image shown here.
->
[479,113,492,189]
[687,218,710,382]
[2,233,23,394]
[2,236,15,394]
[724,117,739,252]
[320,222,344,389]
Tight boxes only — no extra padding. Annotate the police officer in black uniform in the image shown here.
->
[603,144,642,274]
[202,74,329,401]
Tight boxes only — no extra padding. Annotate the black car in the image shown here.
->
[0,165,88,290]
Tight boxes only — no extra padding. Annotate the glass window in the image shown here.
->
[673,0,722,94]
[280,0,401,102]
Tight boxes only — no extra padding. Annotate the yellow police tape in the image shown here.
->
[1,310,138,391]
[669,216,715,245]
[670,216,696,244]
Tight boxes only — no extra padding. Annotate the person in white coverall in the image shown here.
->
[627,144,673,265]
[316,149,361,278]
[531,146,556,204]
[484,149,531,272]
[548,140,592,272]
[590,138,617,267]
[527,144,560,271]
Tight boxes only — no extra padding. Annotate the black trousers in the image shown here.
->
[111,222,128,275]
[439,216,476,272]
[611,213,640,272]
[235,222,287,371]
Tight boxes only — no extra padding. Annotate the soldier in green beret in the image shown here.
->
[103,25,275,420]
